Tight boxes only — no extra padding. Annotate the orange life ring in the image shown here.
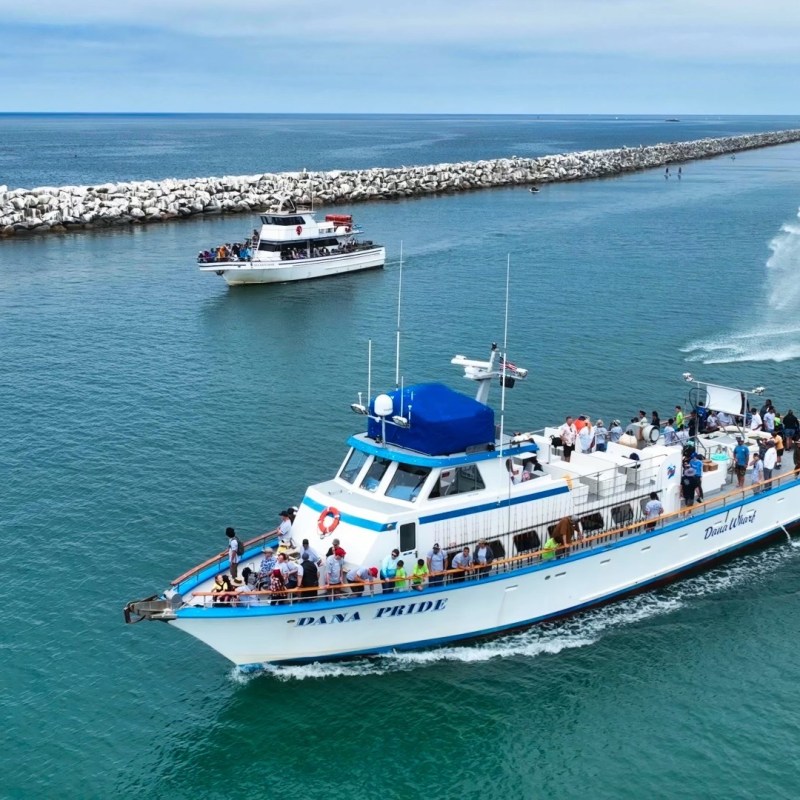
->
[296,225,302,235]
[318,506,341,536]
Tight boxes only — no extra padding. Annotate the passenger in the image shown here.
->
[663,418,677,445]
[299,538,323,566]
[473,539,494,577]
[426,543,448,586]
[689,452,704,502]
[696,402,709,433]
[749,407,763,431]
[505,457,520,484]
[733,435,750,488]
[609,420,623,443]
[750,452,765,493]
[541,534,558,561]
[325,538,341,558]
[241,571,260,606]
[637,410,648,425]
[395,560,409,591]
[774,431,784,468]
[681,461,697,507]
[225,527,240,580]
[269,569,288,605]
[644,492,664,530]
[345,565,379,594]
[578,418,594,454]
[274,510,296,552]
[763,441,777,488]
[574,415,587,433]
[324,547,346,596]
[380,548,401,593]
[522,455,544,475]
[675,425,689,446]
[763,406,776,434]
[258,546,277,587]
[782,410,799,449]
[451,546,473,582]
[594,420,609,452]
[559,416,578,463]
[717,410,734,427]
[211,574,234,605]
[299,555,319,602]
[411,558,429,590]
[552,516,577,556]
[651,410,661,429]
[705,411,720,432]
[277,552,302,591]
[675,405,685,429]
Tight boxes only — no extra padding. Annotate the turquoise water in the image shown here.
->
[3,116,800,799]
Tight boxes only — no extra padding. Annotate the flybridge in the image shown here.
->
[351,343,532,457]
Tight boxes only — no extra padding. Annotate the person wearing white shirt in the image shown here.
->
[750,453,765,493]
[558,416,578,462]
[749,409,763,431]
[763,442,777,488]
[644,492,664,529]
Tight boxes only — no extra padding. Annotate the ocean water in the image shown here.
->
[3,115,800,799]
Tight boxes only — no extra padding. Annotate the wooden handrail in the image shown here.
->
[170,530,276,586]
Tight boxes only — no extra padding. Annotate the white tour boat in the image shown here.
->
[197,198,385,286]
[125,347,800,668]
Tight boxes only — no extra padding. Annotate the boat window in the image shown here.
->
[429,464,485,498]
[257,242,281,251]
[579,512,604,533]
[611,503,634,525]
[400,523,416,552]
[385,463,431,502]
[514,530,541,553]
[360,456,392,492]
[339,448,369,484]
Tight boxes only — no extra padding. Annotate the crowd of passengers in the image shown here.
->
[197,239,255,263]
[551,399,800,509]
[207,507,545,607]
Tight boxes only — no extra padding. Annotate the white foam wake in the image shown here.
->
[682,208,800,363]
[231,542,798,682]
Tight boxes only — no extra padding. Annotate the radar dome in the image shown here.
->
[374,394,394,417]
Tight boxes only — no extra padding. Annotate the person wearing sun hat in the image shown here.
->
[273,509,296,552]
[594,419,609,452]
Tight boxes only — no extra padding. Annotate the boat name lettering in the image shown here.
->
[374,598,448,618]
[295,611,362,627]
[293,598,448,627]
[704,508,757,540]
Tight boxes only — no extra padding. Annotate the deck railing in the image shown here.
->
[186,464,800,608]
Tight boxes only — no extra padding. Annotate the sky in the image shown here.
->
[1,0,799,113]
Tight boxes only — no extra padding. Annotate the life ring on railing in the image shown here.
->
[318,506,341,536]
[296,225,302,235]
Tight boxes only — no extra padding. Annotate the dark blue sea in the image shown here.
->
[3,114,800,799]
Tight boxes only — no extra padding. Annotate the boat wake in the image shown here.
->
[233,541,798,682]
[682,207,800,363]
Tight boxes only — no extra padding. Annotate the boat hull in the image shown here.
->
[168,480,800,666]
[200,247,385,286]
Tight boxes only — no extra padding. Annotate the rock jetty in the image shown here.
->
[2,129,799,237]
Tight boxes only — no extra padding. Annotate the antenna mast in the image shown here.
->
[395,241,403,389]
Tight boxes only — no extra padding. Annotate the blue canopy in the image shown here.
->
[367,383,495,456]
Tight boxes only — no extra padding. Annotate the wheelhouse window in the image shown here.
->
[339,449,369,484]
[386,463,431,502]
[360,457,392,492]
[429,464,485,498]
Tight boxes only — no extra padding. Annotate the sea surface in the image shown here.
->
[3,114,800,799]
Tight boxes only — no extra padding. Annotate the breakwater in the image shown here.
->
[2,128,799,237]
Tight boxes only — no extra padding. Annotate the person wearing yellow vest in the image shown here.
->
[542,535,558,561]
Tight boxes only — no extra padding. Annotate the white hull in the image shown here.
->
[202,248,385,286]
[168,481,800,666]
